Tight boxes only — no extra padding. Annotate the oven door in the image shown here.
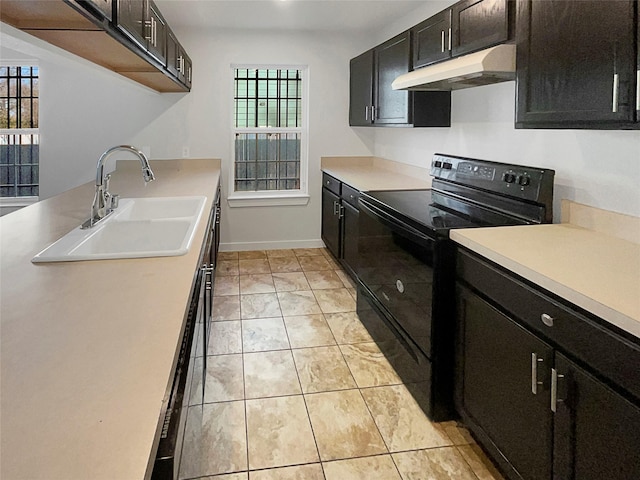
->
[358,197,437,358]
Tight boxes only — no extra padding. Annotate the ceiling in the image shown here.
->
[155,0,428,33]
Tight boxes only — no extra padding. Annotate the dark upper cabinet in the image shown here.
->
[515,0,638,129]
[116,0,146,47]
[413,0,513,69]
[79,0,113,22]
[413,10,452,69]
[168,29,192,88]
[147,0,167,65]
[349,51,375,126]
[349,31,451,127]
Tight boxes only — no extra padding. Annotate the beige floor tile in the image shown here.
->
[265,249,296,258]
[242,317,290,352]
[217,251,239,261]
[200,473,248,480]
[214,275,240,297]
[268,257,302,273]
[179,402,247,479]
[241,293,282,319]
[240,274,276,295]
[304,270,344,290]
[246,395,319,470]
[339,342,403,387]
[277,290,322,316]
[347,288,357,300]
[244,350,301,399]
[293,248,324,257]
[204,354,245,403]
[272,272,311,292]
[217,260,240,276]
[361,384,453,452]
[323,255,341,269]
[249,463,324,480]
[313,288,356,313]
[207,321,242,355]
[324,312,374,344]
[393,447,479,480]
[213,296,241,321]
[323,455,401,480]
[305,389,387,461]
[335,269,356,289]
[284,314,336,348]
[239,250,267,260]
[239,258,271,274]
[292,346,356,393]
[299,256,333,272]
[457,444,505,480]
[438,421,475,446]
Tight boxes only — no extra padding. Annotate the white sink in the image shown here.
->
[32,196,207,263]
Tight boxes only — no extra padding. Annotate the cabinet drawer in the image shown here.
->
[322,173,341,196]
[341,184,360,208]
[457,248,640,401]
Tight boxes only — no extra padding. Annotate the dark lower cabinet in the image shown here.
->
[457,285,553,480]
[321,173,359,279]
[516,0,638,128]
[456,249,640,480]
[553,354,640,480]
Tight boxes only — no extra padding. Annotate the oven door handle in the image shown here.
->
[359,198,435,248]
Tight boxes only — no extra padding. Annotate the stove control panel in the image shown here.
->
[430,153,555,204]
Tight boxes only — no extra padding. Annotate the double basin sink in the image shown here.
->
[32,196,207,263]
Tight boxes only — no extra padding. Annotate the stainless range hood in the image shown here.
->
[392,44,516,91]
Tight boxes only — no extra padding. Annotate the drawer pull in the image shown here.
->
[541,313,554,327]
[325,180,330,186]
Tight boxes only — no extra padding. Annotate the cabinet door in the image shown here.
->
[341,201,359,279]
[349,50,374,126]
[147,0,167,65]
[412,9,451,69]
[117,0,146,47]
[516,0,636,128]
[81,0,113,22]
[374,32,411,125]
[321,188,341,258]
[457,286,553,480]
[553,354,640,480]
[451,0,511,57]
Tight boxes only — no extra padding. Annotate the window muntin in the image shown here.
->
[232,67,304,194]
[0,66,39,199]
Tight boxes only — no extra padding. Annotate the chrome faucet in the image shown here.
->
[82,145,155,229]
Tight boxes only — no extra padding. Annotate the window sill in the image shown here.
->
[227,193,310,208]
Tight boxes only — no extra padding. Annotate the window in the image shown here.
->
[0,65,39,200]
[230,66,309,206]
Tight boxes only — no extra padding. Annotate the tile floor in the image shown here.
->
[178,248,504,480]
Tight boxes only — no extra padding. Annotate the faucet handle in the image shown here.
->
[109,194,119,210]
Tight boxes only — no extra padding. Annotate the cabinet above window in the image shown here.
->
[0,0,192,93]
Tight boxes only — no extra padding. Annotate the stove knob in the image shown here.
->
[502,172,516,183]
[517,174,531,186]
[433,160,442,168]
[442,162,453,170]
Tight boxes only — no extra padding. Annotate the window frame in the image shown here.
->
[228,64,310,208]
[0,61,39,206]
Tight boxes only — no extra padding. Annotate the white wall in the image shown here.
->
[130,28,375,249]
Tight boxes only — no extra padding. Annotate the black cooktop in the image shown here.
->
[361,189,529,237]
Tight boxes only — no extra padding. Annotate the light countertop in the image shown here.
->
[321,156,432,191]
[451,224,640,339]
[0,159,221,480]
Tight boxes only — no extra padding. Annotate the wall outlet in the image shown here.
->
[182,146,190,158]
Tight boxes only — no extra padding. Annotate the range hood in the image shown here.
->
[392,44,516,91]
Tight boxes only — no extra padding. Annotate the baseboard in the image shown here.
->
[219,239,326,252]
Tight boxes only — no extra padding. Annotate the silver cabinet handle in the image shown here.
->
[338,204,345,219]
[325,180,330,186]
[551,368,565,412]
[151,17,156,46]
[371,105,376,120]
[531,353,544,394]
[636,70,639,111]
[365,105,370,121]
[448,27,452,51]
[333,200,339,216]
[612,73,619,113]
[441,30,445,53]
[541,313,554,327]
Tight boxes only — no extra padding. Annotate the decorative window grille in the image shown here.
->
[0,66,39,198]
[233,68,303,192]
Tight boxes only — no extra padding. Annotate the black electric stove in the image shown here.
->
[356,153,555,421]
